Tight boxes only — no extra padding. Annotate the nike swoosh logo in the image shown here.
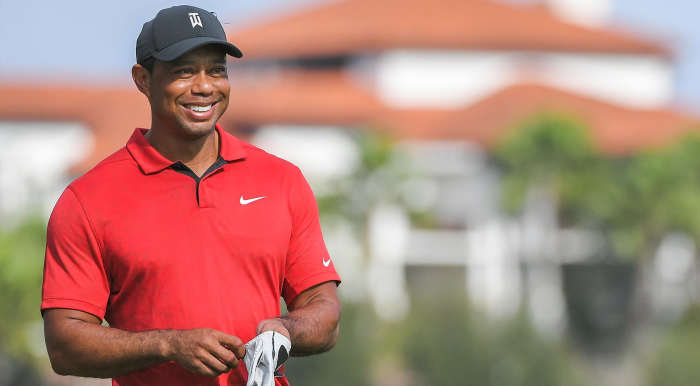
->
[323,257,331,267]
[240,195,266,205]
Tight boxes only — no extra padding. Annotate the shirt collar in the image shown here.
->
[126,123,247,175]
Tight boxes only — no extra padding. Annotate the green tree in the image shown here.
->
[496,114,700,261]
[0,218,47,364]
[645,305,700,386]
[495,113,602,227]
[316,130,412,228]
[582,133,700,260]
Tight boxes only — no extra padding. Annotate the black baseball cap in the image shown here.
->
[136,5,242,65]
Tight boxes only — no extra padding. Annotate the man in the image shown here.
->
[41,5,341,386]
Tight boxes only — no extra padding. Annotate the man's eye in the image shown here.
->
[175,68,193,75]
[212,66,227,74]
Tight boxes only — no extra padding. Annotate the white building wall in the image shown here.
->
[0,121,91,223]
[251,125,359,181]
[369,50,673,109]
[372,51,518,109]
[539,53,673,108]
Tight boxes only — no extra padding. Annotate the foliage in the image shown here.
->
[317,130,410,224]
[645,305,700,386]
[285,301,376,386]
[495,113,598,221]
[496,114,700,261]
[643,135,700,241]
[585,134,700,260]
[0,218,47,363]
[396,295,585,386]
[286,295,585,386]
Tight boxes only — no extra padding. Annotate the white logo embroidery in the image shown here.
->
[188,12,203,28]
[240,195,266,205]
[322,257,331,267]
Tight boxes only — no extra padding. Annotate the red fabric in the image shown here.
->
[41,125,341,386]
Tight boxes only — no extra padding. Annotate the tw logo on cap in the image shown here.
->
[188,12,203,28]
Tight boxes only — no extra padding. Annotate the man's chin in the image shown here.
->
[176,119,218,139]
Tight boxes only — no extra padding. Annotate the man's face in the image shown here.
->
[148,45,230,138]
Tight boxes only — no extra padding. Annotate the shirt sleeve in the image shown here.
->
[282,167,341,304]
[41,186,110,320]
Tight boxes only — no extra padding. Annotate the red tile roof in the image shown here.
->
[229,0,669,60]
[0,85,149,172]
[221,72,698,155]
[393,83,698,154]
[0,77,694,174]
[223,71,383,126]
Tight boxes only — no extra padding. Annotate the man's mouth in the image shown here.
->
[183,103,213,112]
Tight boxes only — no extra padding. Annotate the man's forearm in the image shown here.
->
[280,296,341,356]
[46,317,170,378]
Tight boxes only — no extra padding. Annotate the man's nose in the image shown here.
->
[191,71,214,95]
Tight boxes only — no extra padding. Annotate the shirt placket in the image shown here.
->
[197,167,224,208]
[170,157,227,208]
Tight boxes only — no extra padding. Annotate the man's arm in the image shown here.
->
[43,309,246,378]
[257,281,341,356]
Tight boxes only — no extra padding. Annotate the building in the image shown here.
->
[218,0,698,323]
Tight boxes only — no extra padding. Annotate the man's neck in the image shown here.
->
[145,124,220,177]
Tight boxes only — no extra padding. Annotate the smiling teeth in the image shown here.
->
[188,105,212,112]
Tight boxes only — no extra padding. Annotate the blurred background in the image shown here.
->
[2,0,700,385]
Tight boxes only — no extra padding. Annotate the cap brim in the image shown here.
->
[152,36,243,61]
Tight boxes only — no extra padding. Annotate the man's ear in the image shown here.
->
[132,64,152,98]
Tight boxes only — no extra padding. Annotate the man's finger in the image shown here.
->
[192,361,219,378]
[200,352,230,375]
[211,343,240,369]
[219,333,246,359]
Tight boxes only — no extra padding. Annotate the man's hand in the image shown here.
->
[256,319,291,340]
[165,328,246,377]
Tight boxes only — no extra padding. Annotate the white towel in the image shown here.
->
[244,331,292,386]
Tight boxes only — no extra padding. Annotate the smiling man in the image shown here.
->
[41,5,341,386]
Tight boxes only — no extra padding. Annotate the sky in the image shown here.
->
[0,0,324,84]
[1,0,699,109]
[612,0,700,110]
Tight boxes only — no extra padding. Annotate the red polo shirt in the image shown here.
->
[41,125,341,386]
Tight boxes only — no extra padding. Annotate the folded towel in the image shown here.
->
[244,331,292,386]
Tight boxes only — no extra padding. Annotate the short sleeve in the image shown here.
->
[41,187,109,320]
[282,167,341,304]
